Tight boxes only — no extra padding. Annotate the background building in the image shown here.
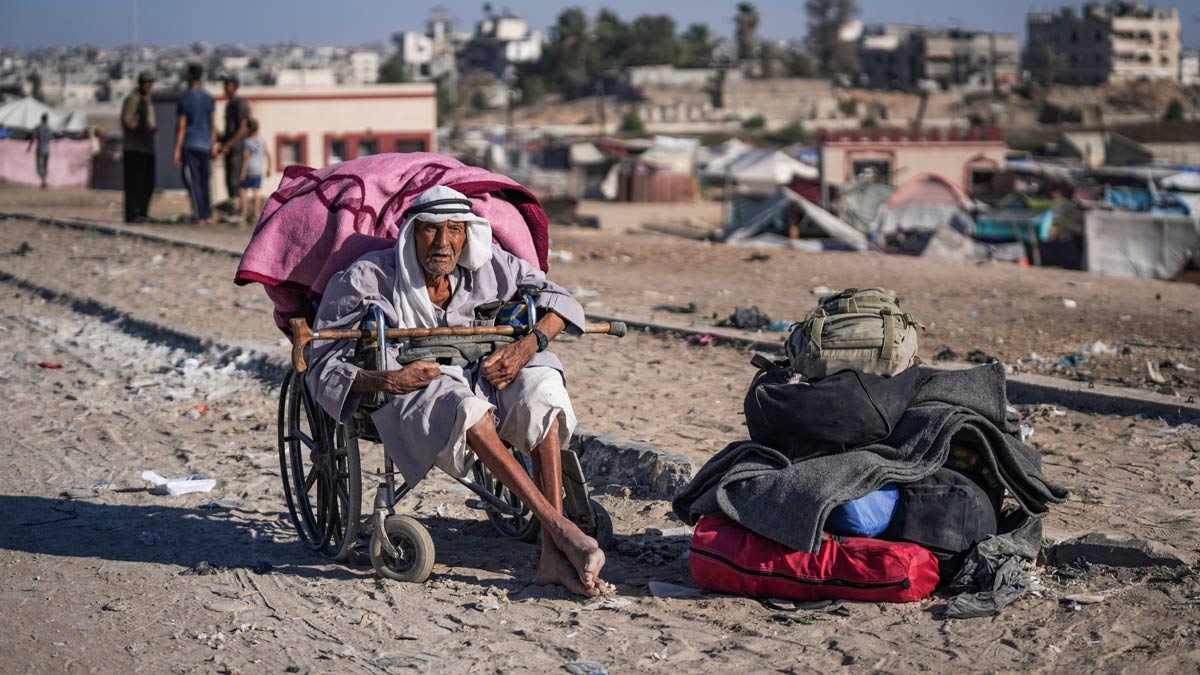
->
[1025,2,1182,84]
[858,25,1019,92]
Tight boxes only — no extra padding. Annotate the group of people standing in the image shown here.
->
[120,63,270,225]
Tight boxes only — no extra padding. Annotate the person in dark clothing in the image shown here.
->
[121,70,157,222]
[173,62,216,224]
[216,74,251,213]
[26,113,52,189]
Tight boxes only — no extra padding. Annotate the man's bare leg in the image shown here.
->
[527,419,606,594]
[466,414,604,595]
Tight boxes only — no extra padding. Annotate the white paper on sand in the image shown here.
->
[141,470,217,496]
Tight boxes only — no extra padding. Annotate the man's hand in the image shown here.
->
[383,361,442,394]
[481,337,536,390]
[172,149,181,167]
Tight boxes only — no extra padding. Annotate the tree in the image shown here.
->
[805,0,859,77]
[626,15,678,66]
[543,7,594,98]
[620,110,646,134]
[378,54,412,83]
[678,23,722,68]
[1164,98,1185,122]
[734,3,759,66]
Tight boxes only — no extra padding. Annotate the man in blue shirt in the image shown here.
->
[173,63,216,224]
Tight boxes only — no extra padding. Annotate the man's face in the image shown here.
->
[140,80,153,95]
[223,81,237,98]
[414,220,467,277]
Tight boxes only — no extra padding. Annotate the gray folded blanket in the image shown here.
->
[672,363,1068,554]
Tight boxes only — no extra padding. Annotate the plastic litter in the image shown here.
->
[648,581,702,599]
[36,361,63,369]
[810,286,833,296]
[768,320,792,332]
[474,596,501,612]
[1061,298,1077,309]
[1146,360,1168,385]
[1064,593,1106,604]
[141,470,217,496]
[1020,424,1035,441]
[562,661,607,675]
[685,334,716,347]
[653,302,698,314]
[580,597,633,611]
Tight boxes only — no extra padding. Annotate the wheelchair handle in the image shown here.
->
[288,318,627,372]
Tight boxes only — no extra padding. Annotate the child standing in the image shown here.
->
[239,119,271,223]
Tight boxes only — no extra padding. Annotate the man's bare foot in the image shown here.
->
[545,519,605,591]
[533,541,600,597]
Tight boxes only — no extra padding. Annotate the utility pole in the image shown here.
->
[130,0,138,78]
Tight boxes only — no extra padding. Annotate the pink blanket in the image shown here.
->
[233,153,549,335]
[0,138,93,188]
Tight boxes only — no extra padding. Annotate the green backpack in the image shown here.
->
[786,287,922,378]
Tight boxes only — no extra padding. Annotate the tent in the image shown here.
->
[638,135,699,173]
[698,138,750,175]
[836,177,894,234]
[1160,172,1200,192]
[710,148,819,193]
[1084,211,1199,280]
[716,187,868,251]
[874,173,975,236]
[0,97,88,133]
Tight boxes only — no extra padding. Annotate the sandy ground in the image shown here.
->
[1,279,1200,674]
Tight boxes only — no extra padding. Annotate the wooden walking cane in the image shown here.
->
[288,317,627,372]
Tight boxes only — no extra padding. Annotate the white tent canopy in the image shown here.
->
[1161,172,1200,192]
[708,148,819,191]
[0,97,89,133]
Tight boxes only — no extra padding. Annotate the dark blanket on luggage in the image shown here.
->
[672,363,1068,554]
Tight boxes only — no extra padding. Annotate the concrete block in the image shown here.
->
[571,426,695,499]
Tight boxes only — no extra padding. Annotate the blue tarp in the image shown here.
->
[1105,187,1190,215]
[975,208,1055,243]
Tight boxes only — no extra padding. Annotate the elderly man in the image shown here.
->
[307,185,605,596]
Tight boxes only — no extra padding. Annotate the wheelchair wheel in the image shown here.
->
[278,370,362,562]
[472,449,540,543]
[370,515,435,583]
[585,499,614,550]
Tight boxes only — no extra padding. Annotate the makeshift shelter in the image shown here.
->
[874,173,975,236]
[836,177,894,235]
[698,138,750,176]
[711,148,818,194]
[1084,211,1199,280]
[0,97,88,133]
[716,187,868,251]
[975,195,1057,243]
[1161,172,1200,192]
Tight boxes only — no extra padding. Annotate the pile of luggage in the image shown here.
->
[673,288,1068,618]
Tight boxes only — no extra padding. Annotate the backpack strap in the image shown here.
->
[807,309,827,358]
[879,306,896,363]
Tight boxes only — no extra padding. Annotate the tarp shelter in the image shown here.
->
[698,138,750,175]
[714,148,819,194]
[1084,211,1199,280]
[0,138,93,187]
[0,97,88,133]
[837,178,894,234]
[639,136,699,173]
[875,173,974,236]
[716,187,868,251]
[1161,172,1200,192]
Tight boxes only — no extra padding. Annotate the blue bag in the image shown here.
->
[826,484,899,537]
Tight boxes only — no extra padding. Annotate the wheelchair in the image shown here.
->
[277,305,615,583]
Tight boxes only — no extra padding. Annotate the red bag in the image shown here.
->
[689,513,939,603]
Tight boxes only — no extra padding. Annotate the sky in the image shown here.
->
[2,0,1198,50]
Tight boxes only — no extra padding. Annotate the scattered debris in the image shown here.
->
[744,252,771,262]
[810,286,834,296]
[562,661,607,675]
[580,597,633,611]
[142,470,216,496]
[202,498,241,510]
[934,347,959,362]
[184,403,210,419]
[567,286,601,299]
[102,601,130,612]
[374,655,432,669]
[473,596,501,612]
[1147,360,1168,385]
[36,362,63,369]
[685,334,716,347]
[180,561,221,576]
[1020,424,1035,441]
[11,241,33,256]
[1063,593,1107,605]
[648,581,703,599]
[768,320,792,332]
[548,250,575,263]
[1061,298,1078,309]
[652,302,698,314]
[1087,341,1119,356]
[967,349,998,365]
[717,306,771,330]
[1058,353,1087,369]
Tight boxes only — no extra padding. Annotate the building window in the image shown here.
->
[276,135,307,169]
[329,138,347,164]
[1159,31,1168,43]
[394,138,427,153]
[852,159,891,184]
[357,138,379,157]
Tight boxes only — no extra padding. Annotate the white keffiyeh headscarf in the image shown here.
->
[391,185,492,329]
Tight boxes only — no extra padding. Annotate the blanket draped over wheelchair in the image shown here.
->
[232,153,549,335]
